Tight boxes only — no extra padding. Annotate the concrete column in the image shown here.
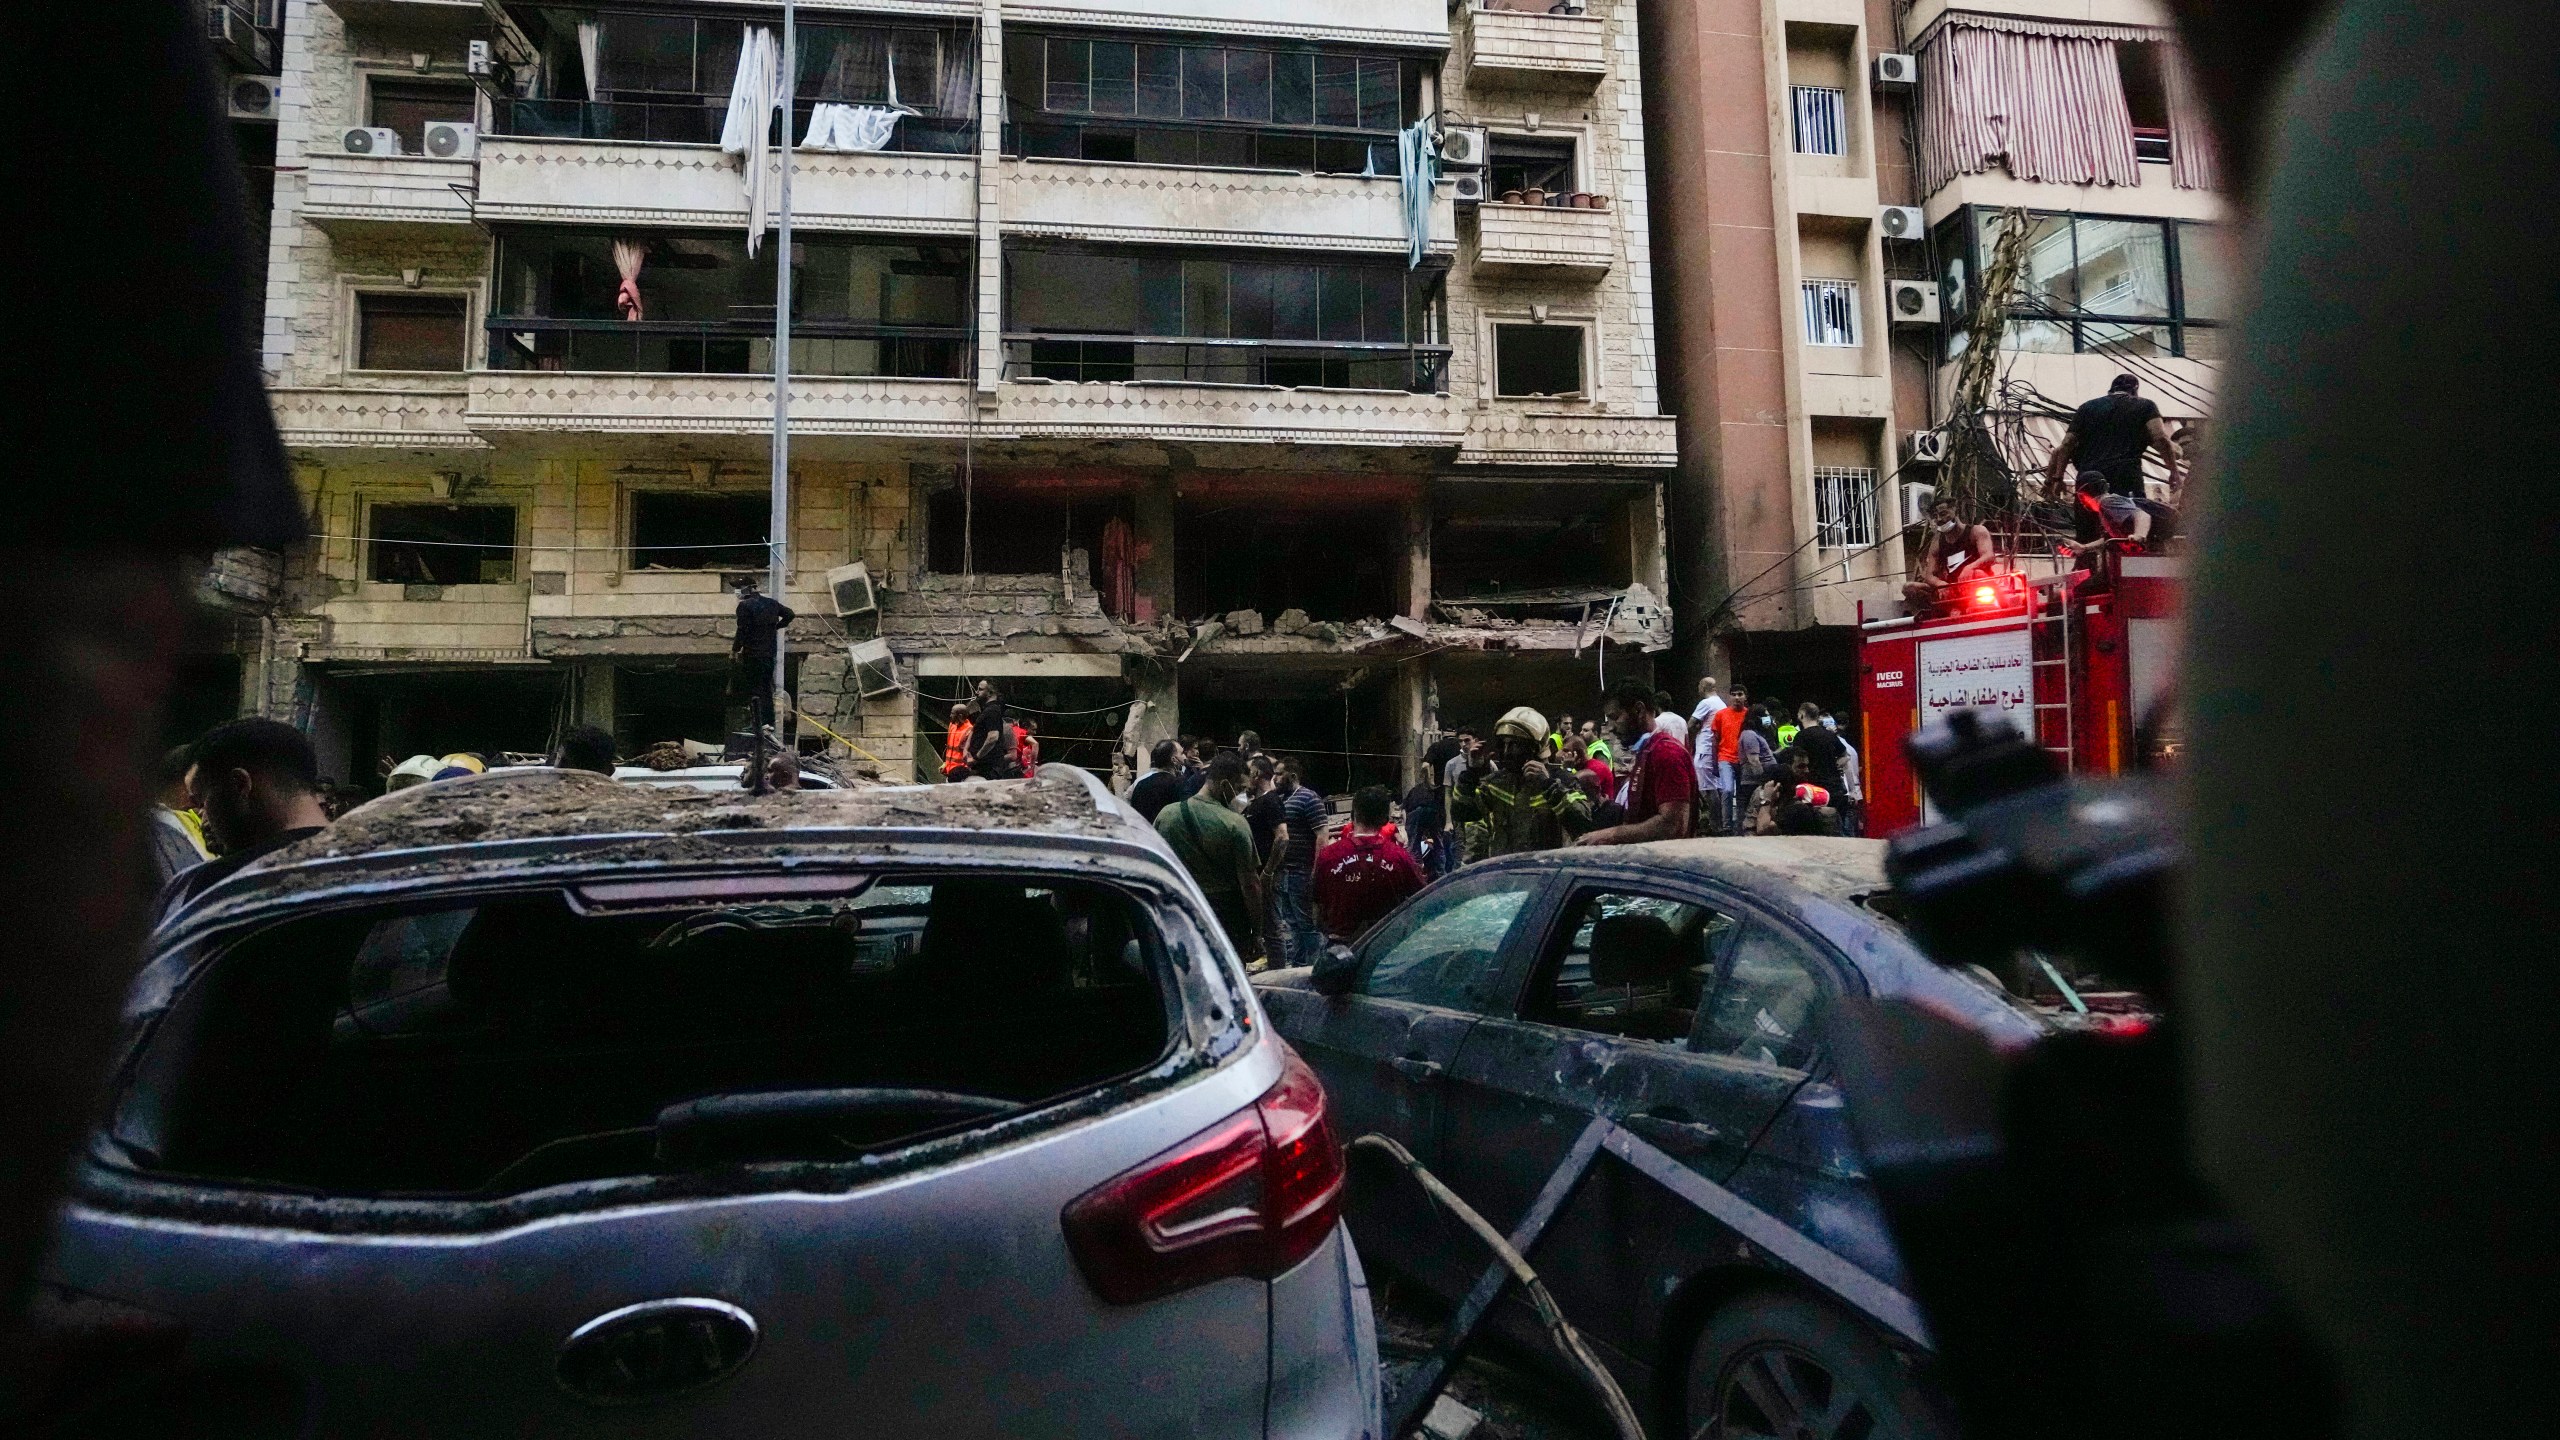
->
[1394,659,1429,790]
[974,1,1005,400]
[577,661,617,732]
[1133,473,1177,626]
[1401,491,1432,619]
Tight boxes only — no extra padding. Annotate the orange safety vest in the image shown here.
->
[942,721,972,776]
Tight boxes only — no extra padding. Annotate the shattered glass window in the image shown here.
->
[1361,883,1535,1013]
[1536,891,1734,1045]
[1697,925,1833,1072]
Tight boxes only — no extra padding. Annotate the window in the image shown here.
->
[1493,324,1584,398]
[1484,135,1577,201]
[488,231,970,377]
[368,79,475,155]
[1003,246,1445,392]
[490,12,971,148]
[1696,925,1835,1072]
[1791,85,1846,157]
[1952,208,2221,359]
[1813,467,1879,550]
[1527,891,1734,1044]
[356,293,469,371]
[1006,32,1414,175]
[1800,279,1860,347]
[2116,43,2171,163]
[112,878,1172,1197]
[629,492,767,571]
[371,504,517,585]
[1358,880,1537,1012]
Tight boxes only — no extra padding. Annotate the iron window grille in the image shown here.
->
[1813,467,1880,551]
[1801,278,1861,347]
[1791,85,1847,157]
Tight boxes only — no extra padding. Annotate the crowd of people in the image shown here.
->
[1121,673,1866,971]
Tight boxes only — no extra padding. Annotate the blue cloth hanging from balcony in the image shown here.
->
[1398,120,1438,270]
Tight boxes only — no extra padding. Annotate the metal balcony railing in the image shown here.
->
[488,318,970,378]
[1003,334,1449,392]
[491,96,975,153]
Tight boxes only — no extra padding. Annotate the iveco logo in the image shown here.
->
[1873,670,1906,688]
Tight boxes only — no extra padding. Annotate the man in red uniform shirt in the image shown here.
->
[1578,681,1699,846]
[1311,786,1428,943]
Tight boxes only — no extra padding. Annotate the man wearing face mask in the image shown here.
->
[1903,496,1998,614]
[1451,705,1592,861]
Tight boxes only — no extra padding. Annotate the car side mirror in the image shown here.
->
[1311,943,1360,997]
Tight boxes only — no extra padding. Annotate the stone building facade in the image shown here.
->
[221,0,1674,790]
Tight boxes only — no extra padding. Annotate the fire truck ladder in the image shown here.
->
[2028,579,2075,770]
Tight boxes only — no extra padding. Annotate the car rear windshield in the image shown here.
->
[115,875,1174,1199]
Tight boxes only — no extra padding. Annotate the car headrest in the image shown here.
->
[1589,913,1683,988]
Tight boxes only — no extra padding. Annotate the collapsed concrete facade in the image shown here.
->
[218,0,1675,791]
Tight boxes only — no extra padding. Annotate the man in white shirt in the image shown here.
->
[1691,677,1729,827]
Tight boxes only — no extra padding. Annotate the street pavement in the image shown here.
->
[1372,1272,1615,1440]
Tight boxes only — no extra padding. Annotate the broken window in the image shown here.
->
[926,485,1131,586]
[1525,891,1734,1044]
[1006,246,1446,392]
[1007,31,1414,174]
[1175,500,1402,622]
[367,79,475,155]
[629,492,768,571]
[370,504,517,585]
[356,293,469,371]
[1695,925,1835,1072]
[1355,877,1539,1011]
[1484,135,1577,202]
[1432,488,1632,599]
[112,877,1173,1197]
[1492,324,1584,398]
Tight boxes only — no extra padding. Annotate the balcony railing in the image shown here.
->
[1007,118,1398,177]
[492,96,976,154]
[1003,334,1448,393]
[488,318,970,378]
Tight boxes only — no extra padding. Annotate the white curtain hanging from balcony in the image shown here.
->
[576,21,601,102]
[720,27,782,256]
[803,105,899,152]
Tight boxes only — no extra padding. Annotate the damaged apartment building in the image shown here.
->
[228,0,1673,791]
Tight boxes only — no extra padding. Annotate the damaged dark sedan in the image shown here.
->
[48,768,1379,1438]
[1259,837,2047,1440]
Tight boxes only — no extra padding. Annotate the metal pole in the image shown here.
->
[768,2,795,738]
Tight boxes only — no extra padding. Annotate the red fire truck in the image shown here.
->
[1857,551,2181,836]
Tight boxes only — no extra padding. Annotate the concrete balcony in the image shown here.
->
[301,151,475,236]
[1464,8,1609,85]
[473,138,974,236]
[1472,201,1617,276]
[268,385,486,450]
[464,372,977,439]
[1456,410,1676,467]
[1003,160,1456,258]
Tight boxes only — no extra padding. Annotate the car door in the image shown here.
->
[1261,867,1554,1293]
[1436,877,1854,1370]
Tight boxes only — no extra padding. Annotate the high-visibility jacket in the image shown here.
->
[942,721,972,777]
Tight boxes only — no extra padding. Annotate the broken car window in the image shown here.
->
[1358,881,1536,1013]
[1696,924,1833,1073]
[115,877,1171,1200]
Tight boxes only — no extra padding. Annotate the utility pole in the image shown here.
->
[763,0,796,788]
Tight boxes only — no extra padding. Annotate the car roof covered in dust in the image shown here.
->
[1478,836,1893,906]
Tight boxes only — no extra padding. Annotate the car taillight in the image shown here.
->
[1061,1044,1346,1306]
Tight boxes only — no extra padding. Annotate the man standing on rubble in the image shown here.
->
[731,576,795,742]
[1452,706,1593,861]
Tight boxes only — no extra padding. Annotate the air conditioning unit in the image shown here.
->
[1438,127,1489,169]
[466,39,495,78]
[226,74,281,122]
[826,561,878,618]
[1901,482,1937,527]
[205,2,275,71]
[341,126,402,156]
[1877,205,1926,242]
[1888,279,1941,325]
[1874,52,1919,88]
[1448,172,1487,206]
[1906,430,1948,465]
[847,639,904,700]
[423,121,477,160]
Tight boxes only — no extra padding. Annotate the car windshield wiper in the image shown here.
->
[653,1087,1025,1169]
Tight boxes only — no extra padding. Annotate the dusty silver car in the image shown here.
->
[50,767,1379,1437]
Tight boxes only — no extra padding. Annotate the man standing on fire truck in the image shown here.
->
[1904,497,1998,613]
